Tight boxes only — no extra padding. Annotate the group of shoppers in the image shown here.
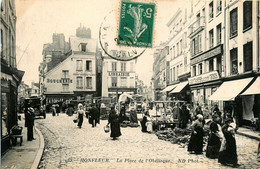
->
[187,104,240,168]
[75,103,100,129]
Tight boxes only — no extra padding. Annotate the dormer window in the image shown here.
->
[80,43,87,52]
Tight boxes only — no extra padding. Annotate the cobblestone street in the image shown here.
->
[36,114,259,169]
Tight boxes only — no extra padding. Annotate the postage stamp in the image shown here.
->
[118,0,155,48]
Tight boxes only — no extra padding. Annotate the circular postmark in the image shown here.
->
[99,2,154,62]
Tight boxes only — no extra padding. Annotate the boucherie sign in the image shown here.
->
[188,71,220,85]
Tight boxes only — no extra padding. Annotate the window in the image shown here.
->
[35,90,37,93]
[177,65,179,77]
[230,8,238,37]
[243,1,252,31]
[86,61,92,71]
[217,0,222,13]
[76,60,83,71]
[170,68,172,82]
[180,40,182,54]
[191,34,202,56]
[230,48,238,75]
[112,62,117,71]
[81,44,86,52]
[173,67,175,81]
[198,63,203,75]
[170,48,172,59]
[111,77,117,87]
[130,62,134,71]
[62,70,69,78]
[209,29,214,48]
[173,46,175,58]
[197,89,200,95]
[180,64,183,74]
[120,77,127,87]
[217,24,222,44]
[209,1,214,19]
[176,43,179,56]
[62,84,69,91]
[209,59,214,72]
[243,41,253,72]
[86,77,92,89]
[192,65,196,76]
[121,62,126,71]
[217,56,222,74]
[76,77,83,88]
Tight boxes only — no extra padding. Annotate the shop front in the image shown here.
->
[169,81,191,103]
[188,70,222,111]
[209,75,259,130]
[1,69,24,155]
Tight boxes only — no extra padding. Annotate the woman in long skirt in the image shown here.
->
[206,121,222,158]
[218,118,239,167]
[188,114,204,154]
[108,105,121,140]
[77,103,84,128]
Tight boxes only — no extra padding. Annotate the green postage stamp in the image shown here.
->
[118,0,155,48]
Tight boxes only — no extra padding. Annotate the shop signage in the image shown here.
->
[47,78,72,83]
[191,44,222,65]
[108,71,130,76]
[188,71,220,85]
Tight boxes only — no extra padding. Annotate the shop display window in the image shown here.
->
[1,93,8,137]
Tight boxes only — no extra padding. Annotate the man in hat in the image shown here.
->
[25,103,35,141]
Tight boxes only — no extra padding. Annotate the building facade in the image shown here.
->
[43,33,99,105]
[1,0,24,154]
[153,0,260,129]
[101,50,137,101]
[164,7,192,102]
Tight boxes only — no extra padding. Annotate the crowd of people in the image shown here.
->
[23,99,259,167]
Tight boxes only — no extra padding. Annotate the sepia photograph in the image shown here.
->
[1,0,260,168]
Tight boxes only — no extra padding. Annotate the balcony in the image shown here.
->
[188,16,205,38]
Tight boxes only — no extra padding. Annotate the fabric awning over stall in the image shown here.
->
[209,77,254,101]
[162,84,177,92]
[169,81,188,94]
[241,76,260,95]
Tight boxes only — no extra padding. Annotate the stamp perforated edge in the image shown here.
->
[115,0,158,49]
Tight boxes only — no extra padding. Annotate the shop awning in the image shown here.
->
[162,84,177,92]
[169,81,188,94]
[209,77,254,101]
[241,76,260,95]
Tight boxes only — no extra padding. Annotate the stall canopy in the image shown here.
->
[241,76,260,95]
[162,84,177,92]
[169,81,188,94]
[209,77,254,101]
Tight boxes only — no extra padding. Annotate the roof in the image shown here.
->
[69,36,97,53]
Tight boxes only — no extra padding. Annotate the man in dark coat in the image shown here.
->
[89,104,100,127]
[25,103,35,141]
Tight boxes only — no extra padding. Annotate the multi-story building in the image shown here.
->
[186,0,225,110]
[152,44,168,100]
[164,7,191,102]
[1,0,24,154]
[42,27,99,105]
[209,0,260,127]
[101,50,137,100]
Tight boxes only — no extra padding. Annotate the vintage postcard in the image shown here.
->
[1,0,260,169]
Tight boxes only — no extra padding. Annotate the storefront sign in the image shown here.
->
[47,78,72,83]
[191,44,222,65]
[108,71,130,76]
[188,71,220,85]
